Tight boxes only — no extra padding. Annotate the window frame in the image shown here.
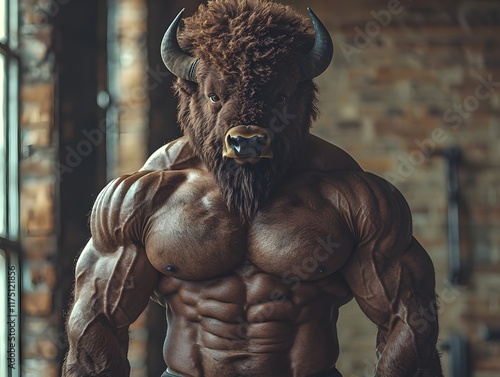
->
[0,0,21,376]
[0,0,19,240]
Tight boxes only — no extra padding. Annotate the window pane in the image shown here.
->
[7,59,17,238]
[0,54,6,237]
[0,0,6,41]
[8,0,17,49]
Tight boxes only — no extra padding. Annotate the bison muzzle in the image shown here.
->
[223,126,273,163]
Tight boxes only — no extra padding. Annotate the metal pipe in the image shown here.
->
[440,333,470,377]
[446,146,462,285]
[431,146,463,285]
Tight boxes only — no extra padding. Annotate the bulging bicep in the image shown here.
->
[72,237,159,332]
[71,172,163,331]
[339,173,437,328]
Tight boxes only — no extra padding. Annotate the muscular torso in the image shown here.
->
[65,134,442,377]
[134,135,363,376]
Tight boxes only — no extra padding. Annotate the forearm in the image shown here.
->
[63,317,130,377]
[376,320,443,377]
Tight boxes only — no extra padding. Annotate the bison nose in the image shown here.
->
[223,125,273,162]
[227,134,267,158]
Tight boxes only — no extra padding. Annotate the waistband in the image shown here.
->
[161,368,343,377]
[161,370,180,377]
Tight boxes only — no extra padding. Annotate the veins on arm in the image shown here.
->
[339,173,443,377]
[63,173,160,377]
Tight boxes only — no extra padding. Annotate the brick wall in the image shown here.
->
[115,0,148,177]
[19,0,60,375]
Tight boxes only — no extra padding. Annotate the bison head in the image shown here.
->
[161,0,333,222]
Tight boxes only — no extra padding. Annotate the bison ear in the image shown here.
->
[161,9,200,83]
[299,8,334,81]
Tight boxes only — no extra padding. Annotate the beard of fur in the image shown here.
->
[193,134,296,223]
[183,120,301,223]
[213,156,282,224]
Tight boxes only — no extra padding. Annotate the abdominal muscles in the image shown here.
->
[158,263,344,377]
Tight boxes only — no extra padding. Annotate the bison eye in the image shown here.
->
[209,93,221,103]
[276,95,287,104]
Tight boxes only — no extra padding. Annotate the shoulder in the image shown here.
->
[298,135,412,241]
[320,171,413,254]
[140,136,202,171]
[321,170,407,204]
[296,134,363,173]
[90,169,188,250]
[91,137,204,250]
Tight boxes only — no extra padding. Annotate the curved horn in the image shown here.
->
[299,8,334,81]
[161,9,200,82]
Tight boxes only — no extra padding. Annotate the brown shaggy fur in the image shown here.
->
[179,0,316,81]
[173,0,321,222]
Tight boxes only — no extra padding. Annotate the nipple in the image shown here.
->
[165,264,178,273]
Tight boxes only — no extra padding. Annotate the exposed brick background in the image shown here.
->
[19,0,60,375]
[18,0,500,376]
[115,0,148,178]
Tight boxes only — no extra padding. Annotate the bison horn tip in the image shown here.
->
[161,8,200,83]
